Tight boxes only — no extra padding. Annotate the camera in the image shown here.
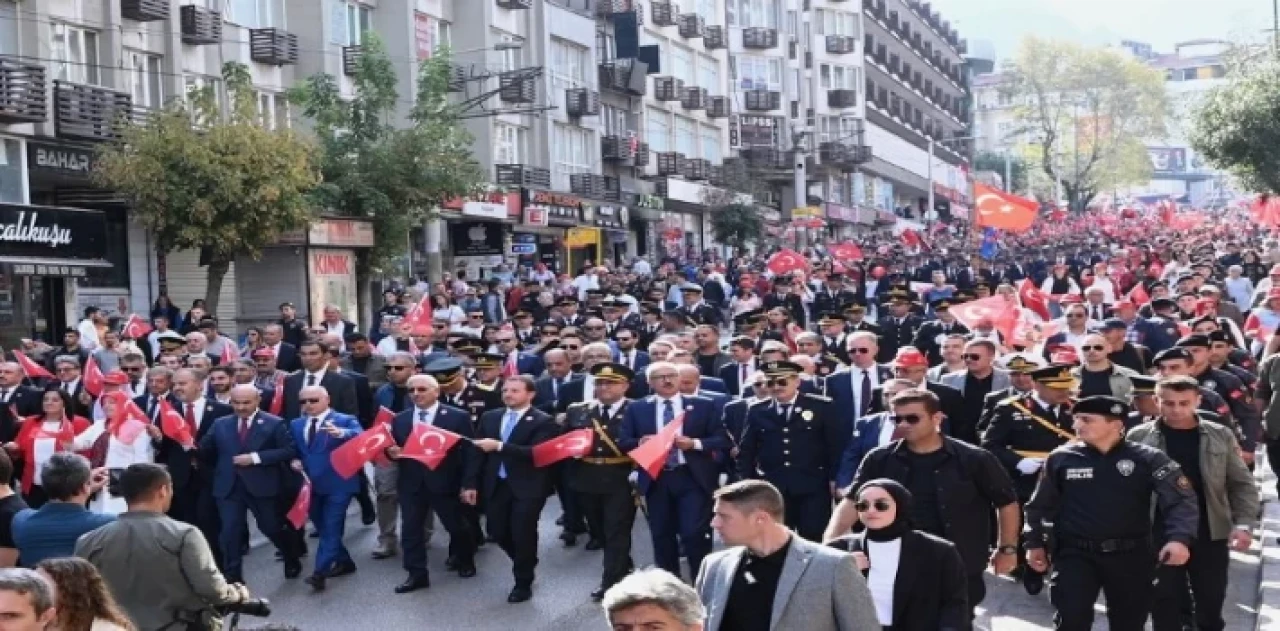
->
[223,599,271,618]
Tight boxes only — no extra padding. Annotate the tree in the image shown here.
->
[710,204,764,252]
[1001,36,1167,211]
[704,158,768,254]
[290,34,484,286]
[94,62,320,314]
[973,150,1029,194]
[1190,54,1280,195]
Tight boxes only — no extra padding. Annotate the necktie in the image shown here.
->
[499,410,518,479]
[552,378,561,399]
[238,417,251,444]
[779,404,791,421]
[306,417,318,446]
[185,404,198,435]
[307,374,317,387]
[419,409,430,425]
[0,389,8,404]
[662,400,679,469]
[859,371,872,417]
[740,364,748,390]
[62,383,70,394]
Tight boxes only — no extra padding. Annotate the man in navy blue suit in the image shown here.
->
[288,385,363,591]
[386,373,481,594]
[835,378,914,489]
[199,384,301,583]
[618,361,728,580]
[613,328,650,374]
[825,332,894,456]
[717,336,759,398]
[494,330,544,377]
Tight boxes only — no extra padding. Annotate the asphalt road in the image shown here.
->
[236,496,1263,631]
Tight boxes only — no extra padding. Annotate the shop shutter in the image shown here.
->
[235,248,307,330]
[163,248,238,331]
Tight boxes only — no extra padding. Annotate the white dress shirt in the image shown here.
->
[849,365,880,415]
[413,403,440,425]
[302,367,328,388]
[653,394,701,461]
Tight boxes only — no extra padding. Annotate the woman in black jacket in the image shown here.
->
[828,479,970,631]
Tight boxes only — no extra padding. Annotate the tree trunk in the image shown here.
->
[356,265,372,334]
[204,257,231,316]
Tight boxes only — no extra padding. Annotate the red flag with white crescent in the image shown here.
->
[627,412,687,480]
[157,398,194,449]
[1018,280,1051,320]
[268,375,285,417]
[766,249,810,276]
[400,423,464,470]
[84,355,104,397]
[402,294,435,330]
[12,351,53,380]
[330,423,394,479]
[287,479,311,529]
[121,314,153,340]
[532,428,594,467]
[829,242,864,263]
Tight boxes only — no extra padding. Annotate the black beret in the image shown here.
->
[1071,395,1131,420]
[1174,334,1210,349]
[1153,347,1194,364]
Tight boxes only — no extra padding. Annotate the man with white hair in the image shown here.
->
[603,568,704,631]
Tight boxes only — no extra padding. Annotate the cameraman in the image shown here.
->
[76,463,253,631]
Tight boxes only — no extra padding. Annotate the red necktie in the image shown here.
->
[184,404,198,436]
[238,417,251,444]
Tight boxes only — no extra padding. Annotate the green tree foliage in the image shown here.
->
[973,150,1029,194]
[1002,36,1167,210]
[1190,55,1280,194]
[704,159,766,252]
[94,62,320,314]
[290,34,484,277]
[710,204,764,251]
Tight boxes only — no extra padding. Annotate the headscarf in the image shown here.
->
[858,478,913,542]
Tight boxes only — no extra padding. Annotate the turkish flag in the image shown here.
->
[502,353,519,379]
[1018,280,1051,320]
[900,229,922,249]
[949,296,1012,330]
[330,423,395,479]
[157,398,194,448]
[766,249,810,276]
[12,351,53,381]
[1127,282,1151,307]
[400,423,463,470]
[104,392,150,445]
[121,314,153,340]
[532,428,595,467]
[287,479,311,529]
[628,412,687,479]
[84,355,104,397]
[373,406,395,427]
[402,293,434,331]
[268,375,285,417]
[974,184,1038,232]
[1244,313,1275,342]
[219,341,237,367]
[829,242,864,263]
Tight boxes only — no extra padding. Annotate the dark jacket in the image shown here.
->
[477,407,559,500]
[282,370,358,421]
[829,530,971,631]
[391,404,481,495]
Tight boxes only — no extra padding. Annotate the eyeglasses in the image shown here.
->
[854,499,893,513]
[123,366,146,373]
[469,315,483,319]
[408,387,433,393]
[651,373,678,381]
[890,413,924,425]
[849,347,872,354]
[300,398,322,404]
[963,353,985,361]
[562,345,581,351]
[387,365,413,371]
[1081,345,1106,352]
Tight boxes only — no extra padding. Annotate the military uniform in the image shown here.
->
[876,291,925,363]
[981,392,1076,500]
[977,386,1032,434]
[1194,367,1260,451]
[815,353,843,377]
[912,316,970,366]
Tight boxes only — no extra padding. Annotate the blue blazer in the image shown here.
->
[695,389,730,422]
[512,352,545,376]
[699,376,727,394]
[288,412,362,496]
[825,364,894,454]
[373,383,411,414]
[618,395,727,494]
[835,412,893,489]
[718,359,759,397]
[533,374,582,414]
[199,411,297,500]
[613,349,651,374]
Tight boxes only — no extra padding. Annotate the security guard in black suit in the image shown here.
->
[636,303,665,351]
[912,298,971,366]
[978,353,1045,434]
[980,363,1078,595]
[1025,396,1199,631]
[435,354,503,543]
[677,284,722,328]
[736,360,844,542]
[876,289,925,364]
[1151,347,1240,434]
[451,354,505,431]
[565,362,638,601]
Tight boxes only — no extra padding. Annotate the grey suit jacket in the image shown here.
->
[696,535,880,631]
[939,368,1011,394]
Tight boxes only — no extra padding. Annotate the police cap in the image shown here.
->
[1029,364,1075,389]
[1174,333,1211,349]
[1153,347,1194,365]
[1129,375,1158,396]
[472,352,504,369]
[590,362,635,384]
[422,357,464,386]
[761,360,803,378]
[1071,395,1130,421]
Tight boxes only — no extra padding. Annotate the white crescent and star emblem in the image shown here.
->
[358,434,388,455]
[561,435,591,452]
[976,194,1018,216]
[418,430,445,455]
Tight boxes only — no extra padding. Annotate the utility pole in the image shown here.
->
[794,139,809,250]
[927,139,935,221]
[1004,150,1013,194]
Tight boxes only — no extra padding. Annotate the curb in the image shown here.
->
[1257,464,1279,631]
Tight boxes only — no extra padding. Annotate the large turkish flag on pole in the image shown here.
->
[766,249,810,276]
[974,184,1038,232]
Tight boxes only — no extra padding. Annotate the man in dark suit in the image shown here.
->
[826,332,894,455]
[470,375,559,603]
[386,374,481,594]
[153,368,226,564]
[912,299,971,365]
[198,384,301,582]
[618,361,727,580]
[718,336,759,398]
[762,276,807,327]
[835,379,916,488]
[612,328,650,374]
[0,363,41,443]
[261,324,301,373]
[532,349,579,415]
[51,355,93,419]
[494,331,544,378]
[282,340,357,421]
[319,305,359,352]
[876,290,925,363]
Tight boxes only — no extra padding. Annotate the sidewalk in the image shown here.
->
[1255,462,1279,631]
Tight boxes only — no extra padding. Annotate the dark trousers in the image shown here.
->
[556,463,585,534]
[579,486,637,588]
[400,488,475,579]
[1151,538,1230,631]
[487,480,547,588]
[169,480,224,570]
[1049,545,1155,631]
[968,571,988,612]
[646,466,712,580]
[216,488,293,582]
[1267,436,1280,496]
[783,490,832,542]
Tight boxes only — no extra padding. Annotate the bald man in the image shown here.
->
[0,362,40,443]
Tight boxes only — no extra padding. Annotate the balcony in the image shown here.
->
[499,73,536,104]
[826,35,856,55]
[828,89,857,109]
[819,142,873,171]
[600,176,622,202]
[597,0,644,25]
[495,164,551,188]
[706,95,731,118]
[599,59,647,96]
[651,1,676,26]
[565,88,600,117]
[570,173,607,198]
[54,81,133,142]
[742,27,779,50]
[704,25,727,50]
[342,46,361,77]
[249,28,299,66]
[678,14,705,39]
[602,135,637,162]
[654,76,683,102]
[180,5,222,45]
[121,0,169,21]
[0,58,47,124]
[680,86,707,110]
[496,0,532,8]
[743,146,787,170]
[743,89,781,112]
[634,142,650,166]
[683,158,710,181]
[446,65,467,93]
[656,152,685,176]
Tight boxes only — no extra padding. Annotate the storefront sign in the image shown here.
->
[791,206,820,220]
[509,234,537,255]
[0,204,107,262]
[523,206,549,227]
[9,263,89,277]
[636,194,665,210]
[26,141,95,178]
[526,189,582,208]
[308,249,358,329]
[565,227,599,248]
[589,205,629,231]
[461,201,508,220]
[449,221,504,257]
[308,218,375,248]
[825,203,857,222]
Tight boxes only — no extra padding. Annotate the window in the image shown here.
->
[127,51,163,109]
[551,123,593,190]
[50,24,99,85]
[700,125,721,162]
[674,116,696,156]
[734,55,782,91]
[332,1,372,46]
[646,108,671,153]
[257,92,289,130]
[597,31,615,63]
[228,0,273,28]
[697,56,719,91]
[494,31,523,73]
[437,20,452,48]
[550,37,589,110]
[820,10,856,36]
[494,122,526,164]
[670,46,694,84]
[728,0,780,28]
[820,64,830,90]
[601,104,637,136]
[0,137,26,205]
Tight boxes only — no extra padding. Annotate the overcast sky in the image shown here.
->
[929,0,1271,61]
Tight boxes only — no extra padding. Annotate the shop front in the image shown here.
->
[824,202,860,240]
[630,194,664,260]
[435,191,519,279]
[518,188,588,274]
[584,202,630,268]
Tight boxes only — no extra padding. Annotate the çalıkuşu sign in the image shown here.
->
[0,203,108,262]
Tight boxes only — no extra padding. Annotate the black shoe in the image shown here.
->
[584,538,604,551]
[560,531,578,547]
[284,559,303,579]
[1022,570,1045,596]
[445,556,459,572]
[507,586,533,603]
[590,586,607,602]
[326,561,357,578]
[304,574,326,591]
[395,575,431,594]
[457,565,476,578]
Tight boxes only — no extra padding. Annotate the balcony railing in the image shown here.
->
[121,0,170,22]
[342,46,361,76]
[704,25,727,50]
[742,27,779,49]
[654,76,683,102]
[570,173,606,198]
[634,142,650,166]
[651,1,676,26]
[54,81,133,142]
[680,86,707,110]
[495,164,551,188]
[180,5,222,45]
[743,89,781,111]
[678,14,705,39]
[599,59,647,96]
[826,35,856,55]
[828,89,857,109]
[565,88,600,117]
[683,158,710,181]
[500,74,536,104]
[602,135,638,162]
[706,96,731,118]
[496,0,532,8]
[250,28,299,66]
[0,58,47,124]
[656,152,685,176]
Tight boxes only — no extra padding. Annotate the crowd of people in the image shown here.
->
[0,205,1273,630]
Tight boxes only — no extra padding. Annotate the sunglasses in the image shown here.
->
[890,413,924,425]
[123,366,146,373]
[854,499,893,513]
[585,325,604,330]
[1066,314,1085,319]
[498,338,516,343]
[300,398,322,404]
[764,378,794,387]
[1081,345,1106,352]
[651,373,678,381]
[849,347,872,354]
[563,345,581,351]
[962,353,984,361]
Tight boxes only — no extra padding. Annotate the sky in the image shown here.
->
[929,0,1272,62]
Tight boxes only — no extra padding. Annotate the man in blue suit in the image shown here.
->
[386,373,481,594]
[825,332,895,457]
[495,331,544,377]
[613,328,650,374]
[834,379,915,489]
[288,385,362,591]
[199,384,301,583]
[618,361,728,580]
[677,364,729,420]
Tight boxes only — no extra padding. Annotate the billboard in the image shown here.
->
[1148,147,1188,173]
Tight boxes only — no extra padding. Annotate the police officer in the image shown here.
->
[1175,334,1261,464]
[980,363,1077,594]
[1024,396,1199,631]
[876,289,925,364]
[1206,330,1258,389]
[811,273,858,317]
[431,356,501,544]
[842,304,880,336]
[565,362,638,601]
[736,360,843,542]
[912,298,971,366]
